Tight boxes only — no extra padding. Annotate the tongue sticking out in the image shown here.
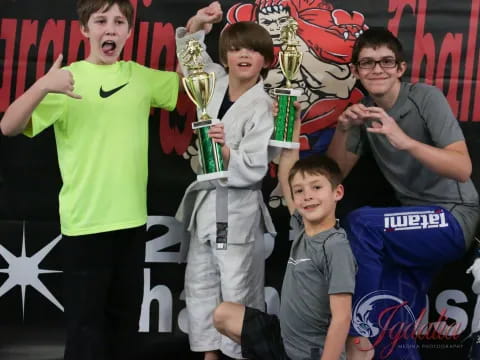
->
[102,41,116,56]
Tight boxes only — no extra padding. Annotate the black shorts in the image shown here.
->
[240,307,290,360]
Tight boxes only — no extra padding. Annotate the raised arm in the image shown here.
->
[0,54,81,136]
[176,2,224,77]
[185,1,222,34]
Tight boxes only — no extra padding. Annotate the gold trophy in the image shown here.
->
[178,39,228,181]
[269,18,303,149]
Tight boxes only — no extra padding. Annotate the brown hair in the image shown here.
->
[352,27,405,65]
[288,155,343,194]
[219,21,274,79]
[77,0,134,29]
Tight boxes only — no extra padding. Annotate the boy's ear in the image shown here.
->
[334,184,344,202]
[349,63,358,79]
[397,61,407,77]
[80,25,89,38]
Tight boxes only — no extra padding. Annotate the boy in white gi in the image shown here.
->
[175,2,276,359]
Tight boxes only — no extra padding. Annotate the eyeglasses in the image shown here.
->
[356,57,398,69]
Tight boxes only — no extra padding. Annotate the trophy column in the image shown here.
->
[269,18,303,149]
[179,39,229,182]
[270,87,302,149]
[192,118,228,181]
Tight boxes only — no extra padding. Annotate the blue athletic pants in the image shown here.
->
[345,206,465,359]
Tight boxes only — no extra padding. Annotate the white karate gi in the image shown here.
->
[175,28,277,358]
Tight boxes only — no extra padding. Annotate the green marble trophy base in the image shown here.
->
[193,119,228,182]
[270,88,301,149]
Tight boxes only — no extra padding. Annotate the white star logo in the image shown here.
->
[0,223,63,318]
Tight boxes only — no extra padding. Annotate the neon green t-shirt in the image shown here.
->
[25,60,179,236]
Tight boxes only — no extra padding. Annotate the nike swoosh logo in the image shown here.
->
[99,83,128,98]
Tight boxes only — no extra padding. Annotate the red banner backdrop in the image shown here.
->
[0,0,479,358]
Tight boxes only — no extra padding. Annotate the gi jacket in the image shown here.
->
[175,28,276,261]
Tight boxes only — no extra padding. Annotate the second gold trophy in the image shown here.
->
[270,18,303,149]
[179,39,228,181]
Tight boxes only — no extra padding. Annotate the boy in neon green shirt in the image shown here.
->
[0,1,179,359]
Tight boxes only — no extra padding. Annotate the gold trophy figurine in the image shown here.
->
[178,39,228,181]
[269,17,303,149]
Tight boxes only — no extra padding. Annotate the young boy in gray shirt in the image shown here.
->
[212,115,357,360]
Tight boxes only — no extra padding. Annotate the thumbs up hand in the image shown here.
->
[39,54,82,99]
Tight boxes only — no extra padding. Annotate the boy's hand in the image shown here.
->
[208,122,230,166]
[208,122,226,145]
[272,100,279,118]
[365,107,413,150]
[186,1,223,34]
[337,103,369,131]
[39,55,81,99]
[292,100,302,134]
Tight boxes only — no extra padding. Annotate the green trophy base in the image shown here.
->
[192,118,228,182]
[269,139,300,149]
[270,87,302,149]
[197,170,229,182]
